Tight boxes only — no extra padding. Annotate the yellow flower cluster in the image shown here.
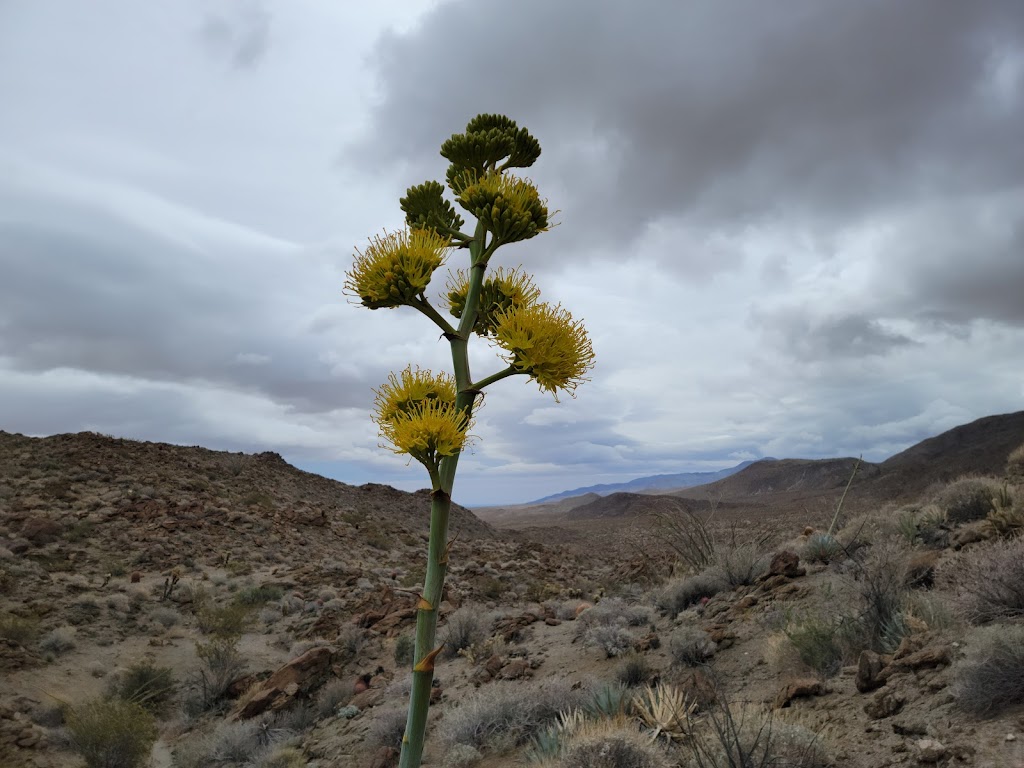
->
[445,267,541,337]
[372,367,470,468]
[493,301,596,399]
[344,229,451,309]
[455,172,550,244]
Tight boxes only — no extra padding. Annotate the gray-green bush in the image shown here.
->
[953,624,1024,717]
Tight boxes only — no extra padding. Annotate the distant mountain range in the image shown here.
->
[527,459,769,504]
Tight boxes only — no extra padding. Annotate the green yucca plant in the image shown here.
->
[344,115,595,768]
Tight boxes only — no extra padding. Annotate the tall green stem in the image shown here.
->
[398,221,488,768]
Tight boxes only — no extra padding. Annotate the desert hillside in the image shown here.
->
[2,424,1024,768]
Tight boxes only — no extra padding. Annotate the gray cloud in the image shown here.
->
[199,1,272,69]
[348,0,1024,258]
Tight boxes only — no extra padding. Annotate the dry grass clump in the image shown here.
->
[616,654,654,687]
[656,570,727,617]
[367,707,408,750]
[557,717,671,768]
[952,624,1024,717]
[443,606,489,659]
[935,477,1001,524]
[66,697,158,768]
[438,679,588,754]
[668,627,716,668]
[686,702,832,768]
[582,623,637,658]
[938,536,1024,623]
[715,540,770,588]
[1007,442,1024,479]
[107,661,176,713]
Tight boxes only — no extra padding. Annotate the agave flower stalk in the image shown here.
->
[345,114,595,768]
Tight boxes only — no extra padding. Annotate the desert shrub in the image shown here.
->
[183,637,246,716]
[669,627,717,668]
[336,625,366,660]
[316,679,351,719]
[108,662,176,713]
[656,570,727,617]
[1007,443,1024,479]
[106,594,132,613]
[66,697,158,768]
[206,720,265,764]
[259,605,284,625]
[438,679,588,753]
[651,506,717,574]
[40,626,77,655]
[367,707,408,750]
[577,598,651,629]
[394,634,415,667]
[686,702,831,768]
[801,534,844,564]
[195,600,252,637]
[582,623,636,658]
[936,477,1000,524]
[442,607,488,659]
[985,494,1024,539]
[953,624,1024,717]
[938,536,1024,623]
[783,614,845,678]
[0,613,39,645]
[616,654,653,687]
[234,584,285,606]
[715,540,769,588]
[256,746,306,768]
[443,744,483,767]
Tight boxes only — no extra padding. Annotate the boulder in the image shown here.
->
[231,646,334,719]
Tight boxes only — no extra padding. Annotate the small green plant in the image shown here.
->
[801,534,843,564]
[585,682,630,719]
[185,637,246,715]
[783,615,845,678]
[234,584,285,606]
[346,114,594,768]
[66,697,158,768]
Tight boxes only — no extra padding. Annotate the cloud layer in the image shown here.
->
[1,0,1021,505]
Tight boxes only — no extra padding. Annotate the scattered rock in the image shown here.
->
[765,550,806,579]
[914,738,947,763]
[864,690,905,720]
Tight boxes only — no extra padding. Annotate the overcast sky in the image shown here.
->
[1,1,1022,506]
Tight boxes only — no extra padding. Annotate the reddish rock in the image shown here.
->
[773,678,825,709]
[856,650,889,693]
[679,668,718,710]
[367,746,399,768]
[232,646,334,719]
[498,659,532,680]
[130,571,142,584]
[765,550,806,579]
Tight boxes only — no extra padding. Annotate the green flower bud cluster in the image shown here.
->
[441,114,541,188]
[400,181,465,239]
